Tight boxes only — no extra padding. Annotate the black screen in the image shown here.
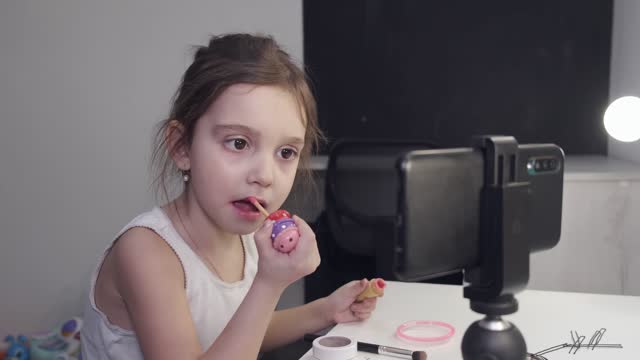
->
[304,1,613,154]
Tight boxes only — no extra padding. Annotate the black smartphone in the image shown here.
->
[392,144,564,282]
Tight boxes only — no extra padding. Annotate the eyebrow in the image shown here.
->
[214,124,257,136]
[214,124,305,145]
[283,136,305,145]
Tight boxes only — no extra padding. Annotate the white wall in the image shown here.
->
[608,0,640,162]
[529,158,640,296]
[0,0,302,335]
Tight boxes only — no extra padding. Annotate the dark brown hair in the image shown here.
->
[151,33,323,202]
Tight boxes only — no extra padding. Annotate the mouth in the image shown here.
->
[233,197,267,214]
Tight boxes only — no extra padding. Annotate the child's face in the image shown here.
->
[187,84,306,234]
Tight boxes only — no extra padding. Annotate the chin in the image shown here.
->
[224,219,262,235]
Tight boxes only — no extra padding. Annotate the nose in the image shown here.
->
[247,152,274,187]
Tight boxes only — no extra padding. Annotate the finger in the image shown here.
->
[256,219,275,237]
[351,299,376,310]
[357,278,369,290]
[290,215,319,255]
[352,278,370,301]
[361,297,377,307]
[253,220,275,249]
[352,311,372,320]
[348,279,366,290]
[292,215,314,239]
[351,298,377,312]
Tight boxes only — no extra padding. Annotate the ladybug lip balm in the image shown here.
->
[270,218,299,253]
[247,197,299,253]
[268,209,291,221]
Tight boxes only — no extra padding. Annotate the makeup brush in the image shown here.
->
[303,334,427,360]
[358,340,427,360]
[247,196,270,217]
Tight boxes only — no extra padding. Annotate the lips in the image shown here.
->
[232,200,262,221]
[243,197,268,211]
[233,200,258,212]
[232,197,268,220]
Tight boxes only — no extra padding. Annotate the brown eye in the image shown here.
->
[234,139,247,150]
[280,148,297,160]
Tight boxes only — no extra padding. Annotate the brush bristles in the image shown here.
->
[413,350,428,360]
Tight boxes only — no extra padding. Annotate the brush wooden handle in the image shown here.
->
[248,197,270,217]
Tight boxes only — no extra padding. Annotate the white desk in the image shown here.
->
[299,281,640,360]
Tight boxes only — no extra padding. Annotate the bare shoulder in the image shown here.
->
[106,228,201,357]
[93,226,186,331]
[111,226,185,290]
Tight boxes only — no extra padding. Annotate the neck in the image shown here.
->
[164,191,246,282]
[166,192,238,254]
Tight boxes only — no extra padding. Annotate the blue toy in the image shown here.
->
[4,335,30,360]
[29,318,82,360]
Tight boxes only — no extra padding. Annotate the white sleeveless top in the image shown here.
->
[81,207,259,359]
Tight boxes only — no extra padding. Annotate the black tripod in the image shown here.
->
[461,136,531,360]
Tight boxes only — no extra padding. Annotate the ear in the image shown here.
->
[165,120,190,171]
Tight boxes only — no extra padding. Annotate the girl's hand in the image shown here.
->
[254,215,320,290]
[324,279,379,324]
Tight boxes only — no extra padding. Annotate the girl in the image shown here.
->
[81,33,378,359]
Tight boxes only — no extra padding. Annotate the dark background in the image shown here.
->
[304,0,613,154]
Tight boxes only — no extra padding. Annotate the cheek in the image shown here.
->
[189,146,234,183]
[275,165,298,193]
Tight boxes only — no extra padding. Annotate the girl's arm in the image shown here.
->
[115,216,320,360]
[114,227,284,360]
[261,297,333,351]
[261,279,379,352]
